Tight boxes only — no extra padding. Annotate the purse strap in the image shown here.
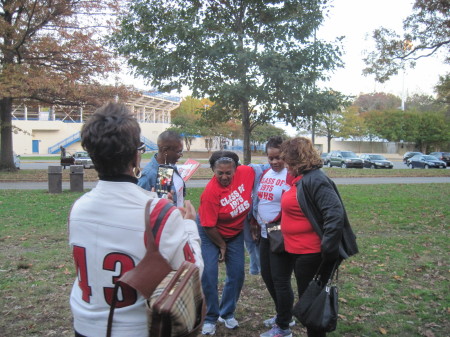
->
[106,198,175,337]
[313,260,340,285]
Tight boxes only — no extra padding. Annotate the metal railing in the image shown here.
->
[48,132,81,154]
[141,136,158,151]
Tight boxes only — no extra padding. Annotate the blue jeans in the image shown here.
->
[198,225,245,324]
[244,218,260,275]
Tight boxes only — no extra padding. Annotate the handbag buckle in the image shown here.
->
[266,225,281,233]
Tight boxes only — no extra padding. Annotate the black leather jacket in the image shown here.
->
[295,169,358,260]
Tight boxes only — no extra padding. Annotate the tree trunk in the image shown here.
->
[311,115,316,145]
[327,136,331,153]
[0,97,16,171]
[241,100,251,164]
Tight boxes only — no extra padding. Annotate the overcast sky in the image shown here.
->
[318,0,449,97]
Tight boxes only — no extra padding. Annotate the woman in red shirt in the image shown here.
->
[280,137,353,337]
[198,151,255,335]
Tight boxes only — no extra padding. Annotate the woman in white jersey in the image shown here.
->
[68,103,203,337]
[251,136,295,337]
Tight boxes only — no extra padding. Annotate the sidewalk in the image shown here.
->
[2,176,449,190]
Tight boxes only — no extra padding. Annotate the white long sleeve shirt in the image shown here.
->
[68,180,203,337]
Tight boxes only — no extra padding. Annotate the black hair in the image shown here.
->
[81,102,140,177]
[157,130,182,149]
[209,150,240,170]
[265,135,285,154]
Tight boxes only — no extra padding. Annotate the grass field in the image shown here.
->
[0,184,449,336]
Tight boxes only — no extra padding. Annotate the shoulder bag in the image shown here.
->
[265,220,284,253]
[106,199,206,337]
[292,261,339,332]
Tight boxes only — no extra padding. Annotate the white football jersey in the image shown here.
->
[68,180,203,336]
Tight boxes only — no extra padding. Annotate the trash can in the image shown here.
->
[48,166,62,193]
[70,165,84,192]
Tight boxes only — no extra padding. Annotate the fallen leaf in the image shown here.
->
[423,330,435,337]
[379,327,387,335]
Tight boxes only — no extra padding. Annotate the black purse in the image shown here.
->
[292,261,339,332]
[265,221,285,253]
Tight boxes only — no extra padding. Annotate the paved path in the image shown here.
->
[1,176,449,190]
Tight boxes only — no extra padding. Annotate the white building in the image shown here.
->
[12,92,180,155]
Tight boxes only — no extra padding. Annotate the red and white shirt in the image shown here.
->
[68,180,203,337]
[256,168,291,228]
[199,165,255,238]
[281,175,321,254]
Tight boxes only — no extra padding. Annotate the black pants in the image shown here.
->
[259,237,294,330]
[292,252,336,337]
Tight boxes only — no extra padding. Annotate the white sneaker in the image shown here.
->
[218,316,239,329]
[260,325,293,337]
[201,322,216,335]
[263,316,296,328]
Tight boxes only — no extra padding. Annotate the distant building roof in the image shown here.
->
[142,91,181,103]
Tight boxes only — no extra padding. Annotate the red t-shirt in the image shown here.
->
[281,176,321,254]
[200,165,255,238]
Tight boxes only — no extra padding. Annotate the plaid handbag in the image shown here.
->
[148,261,204,336]
[107,199,205,337]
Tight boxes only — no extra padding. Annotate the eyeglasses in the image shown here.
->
[137,142,146,154]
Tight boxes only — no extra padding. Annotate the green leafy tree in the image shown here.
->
[434,74,450,118]
[169,96,215,151]
[435,74,450,104]
[413,111,450,152]
[363,109,449,151]
[168,115,202,152]
[363,110,411,142]
[363,0,450,83]
[250,124,287,151]
[0,0,125,171]
[111,0,342,163]
[309,90,352,149]
[338,108,367,143]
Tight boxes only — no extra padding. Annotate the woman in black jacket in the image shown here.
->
[279,137,358,337]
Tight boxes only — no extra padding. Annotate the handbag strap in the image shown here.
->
[106,198,175,337]
[148,200,176,247]
[313,260,340,285]
[106,282,121,337]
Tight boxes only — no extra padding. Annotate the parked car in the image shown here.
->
[360,154,393,169]
[326,150,363,168]
[73,151,94,169]
[428,152,450,167]
[403,151,423,164]
[409,154,446,169]
[320,152,328,165]
[61,151,94,169]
